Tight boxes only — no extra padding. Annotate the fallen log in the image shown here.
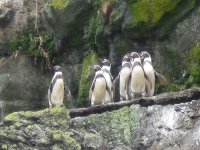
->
[69,88,200,118]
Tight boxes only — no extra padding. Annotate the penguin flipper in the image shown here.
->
[154,69,168,85]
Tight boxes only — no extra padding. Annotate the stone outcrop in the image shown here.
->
[0,0,200,124]
[0,88,200,149]
[0,54,72,121]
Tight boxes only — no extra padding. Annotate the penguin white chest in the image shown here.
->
[91,78,106,105]
[51,79,64,106]
[131,66,145,94]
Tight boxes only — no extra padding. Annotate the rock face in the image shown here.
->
[0,0,200,121]
[0,54,72,121]
[0,88,200,149]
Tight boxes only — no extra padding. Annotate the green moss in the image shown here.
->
[83,132,105,149]
[155,83,185,94]
[73,106,142,146]
[7,29,54,65]
[126,0,196,38]
[51,0,69,9]
[2,144,8,150]
[12,144,17,149]
[129,0,180,28]
[27,125,33,130]
[84,10,109,55]
[185,43,200,85]
[155,0,196,38]
[4,112,22,123]
[110,107,131,145]
[52,130,81,149]
[78,52,99,106]
[53,131,62,140]
[0,130,7,137]
[4,107,69,125]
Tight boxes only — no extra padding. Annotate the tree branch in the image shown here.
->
[69,88,200,118]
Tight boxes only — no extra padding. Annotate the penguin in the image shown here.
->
[101,59,113,104]
[89,65,111,106]
[129,52,146,98]
[119,54,132,101]
[140,51,155,97]
[48,66,64,108]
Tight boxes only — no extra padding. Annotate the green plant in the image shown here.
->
[7,29,55,68]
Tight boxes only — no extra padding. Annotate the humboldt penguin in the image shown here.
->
[140,51,155,97]
[140,51,168,97]
[89,65,111,106]
[119,54,132,101]
[101,59,113,103]
[48,66,64,108]
[130,52,145,98]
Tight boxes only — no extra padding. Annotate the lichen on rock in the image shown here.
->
[50,0,69,9]
[0,107,81,149]
[129,0,181,28]
[124,0,196,38]
[71,105,143,149]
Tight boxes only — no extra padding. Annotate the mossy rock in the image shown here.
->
[125,0,196,38]
[44,0,93,50]
[84,10,109,56]
[72,105,143,148]
[78,51,99,106]
[52,130,81,149]
[50,0,69,9]
[4,107,69,126]
[185,43,200,85]
[161,49,182,80]
[129,0,181,28]
[83,132,108,149]
[154,0,196,38]
[113,35,132,57]
[109,0,126,29]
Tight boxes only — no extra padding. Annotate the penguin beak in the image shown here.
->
[140,52,144,59]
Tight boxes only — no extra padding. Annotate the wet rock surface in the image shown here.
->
[0,54,71,121]
[0,88,200,149]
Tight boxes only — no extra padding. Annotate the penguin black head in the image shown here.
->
[53,66,62,72]
[140,51,152,62]
[122,54,131,62]
[101,59,111,67]
[130,52,140,59]
[140,51,150,59]
[93,65,101,72]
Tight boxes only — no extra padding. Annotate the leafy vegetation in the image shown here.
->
[7,29,55,68]
[185,43,200,85]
